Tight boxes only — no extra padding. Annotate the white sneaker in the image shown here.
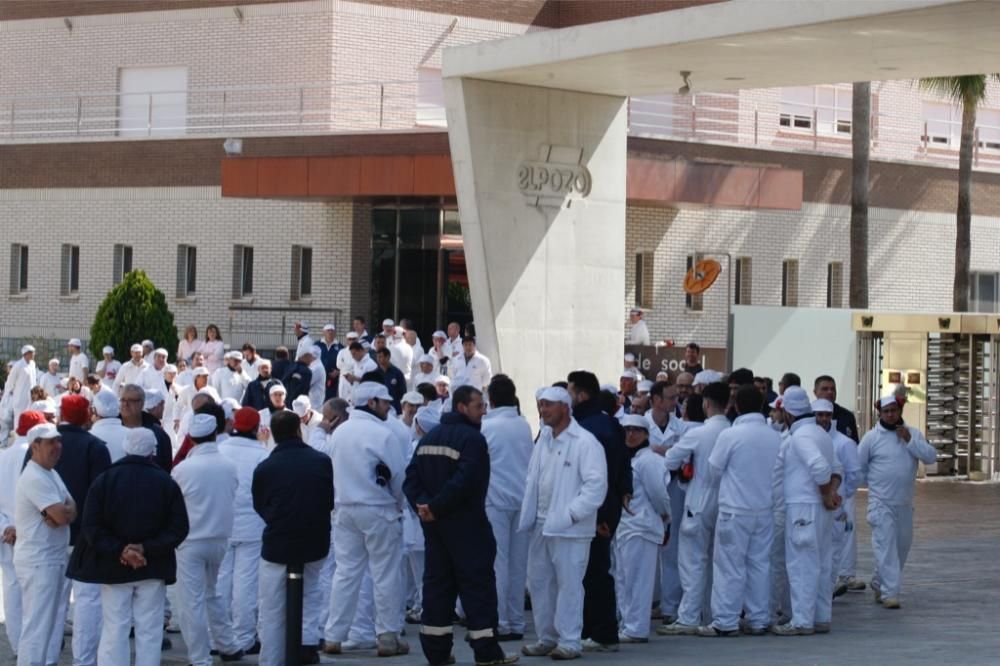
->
[581,638,618,652]
[342,638,376,650]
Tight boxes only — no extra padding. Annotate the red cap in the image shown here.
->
[17,410,48,437]
[60,394,91,427]
[233,407,260,433]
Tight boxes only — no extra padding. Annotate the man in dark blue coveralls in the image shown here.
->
[403,385,518,666]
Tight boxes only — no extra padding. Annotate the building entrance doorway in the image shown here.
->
[370,206,471,340]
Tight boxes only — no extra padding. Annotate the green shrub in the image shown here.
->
[89,270,179,362]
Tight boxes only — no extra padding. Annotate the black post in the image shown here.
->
[285,562,304,666]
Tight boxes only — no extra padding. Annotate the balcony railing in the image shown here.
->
[1,80,997,172]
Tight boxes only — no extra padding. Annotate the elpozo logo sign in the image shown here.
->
[517,144,592,208]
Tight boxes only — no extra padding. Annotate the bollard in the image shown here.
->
[285,562,304,666]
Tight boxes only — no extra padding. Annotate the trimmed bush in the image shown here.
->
[90,270,179,362]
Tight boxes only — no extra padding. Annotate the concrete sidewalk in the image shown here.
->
[3,480,998,665]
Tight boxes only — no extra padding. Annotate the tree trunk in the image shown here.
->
[954,99,975,312]
[849,82,871,309]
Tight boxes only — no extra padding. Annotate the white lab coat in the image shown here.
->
[307,359,326,409]
[2,358,37,425]
[628,319,651,346]
[113,359,149,394]
[90,417,131,462]
[38,371,63,400]
[241,357,261,382]
[335,348,355,401]
[450,351,492,391]
[388,341,413,384]
[210,366,249,403]
[645,408,687,617]
[295,334,316,364]
[344,356,377,406]
[95,359,122,387]
[411,371,440,391]
[68,352,89,382]
[858,422,936,600]
[0,441,28,654]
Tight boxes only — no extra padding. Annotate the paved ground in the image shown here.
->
[3,480,998,665]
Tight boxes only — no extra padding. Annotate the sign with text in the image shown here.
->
[517,144,591,207]
[625,345,728,382]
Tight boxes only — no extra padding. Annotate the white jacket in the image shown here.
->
[617,446,671,544]
[645,409,688,452]
[0,442,29,537]
[389,341,414,383]
[113,359,149,394]
[218,435,268,542]
[858,423,936,506]
[210,366,249,403]
[708,412,781,515]
[328,409,407,509]
[90,418,130,462]
[482,406,533,511]
[171,441,238,542]
[830,427,861,498]
[628,319,650,346]
[2,359,36,423]
[782,417,842,506]
[664,414,730,517]
[518,418,607,539]
[450,351,492,391]
[336,348,354,400]
[307,359,326,409]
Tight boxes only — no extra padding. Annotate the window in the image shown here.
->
[176,244,196,297]
[827,261,844,308]
[923,101,958,146]
[416,67,446,128]
[635,252,654,309]
[734,256,752,305]
[779,86,852,135]
[60,244,80,296]
[781,259,799,307]
[9,244,28,294]
[231,245,254,299]
[970,272,999,313]
[978,109,1000,150]
[685,254,703,312]
[118,66,188,137]
[291,245,313,300]
[112,244,133,285]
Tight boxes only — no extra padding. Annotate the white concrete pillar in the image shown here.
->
[445,77,627,412]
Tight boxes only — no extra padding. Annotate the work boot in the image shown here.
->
[476,654,520,665]
[872,583,883,604]
[656,621,699,636]
[846,577,867,592]
[581,638,618,652]
[321,641,342,655]
[770,623,814,636]
[521,642,555,657]
[833,580,848,598]
[882,598,901,609]
[549,646,581,660]
[696,625,739,637]
[814,623,831,634]
[376,632,410,656]
[617,634,649,643]
[497,632,524,642]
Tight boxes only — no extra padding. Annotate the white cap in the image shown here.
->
[292,395,312,417]
[153,348,168,358]
[123,428,156,457]
[297,321,309,332]
[189,413,218,438]
[630,307,643,315]
[811,399,834,414]
[144,389,165,410]
[769,397,783,409]
[432,330,446,339]
[401,391,424,406]
[782,386,812,417]
[346,331,359,339]
[879,395,899,409]
[192,367,210,378]
[693,369,723,385]
[637,380,653,394]
[130,344,143,354]
[394,326,405,336]
[21,344,35,355]
[141,340,154,348]
[418,353,436,366]
[164,364,178,374]
[600,383,618,394]
[323,323,336,332]
[221,398,241,420]
[27,423,60,442]
[382,318,395,327]
[48,358,60,367]
[621,414,650,430]
[296,347,315,361]
[435,375,451,386]
[195,386,221,403]
[538,386,572,407]
[620,368,641,380]
[415,404,441,433]
[268,383,287,396]
[353,381,392,404]
[258,358,272,367]
[624,353,636,363]
[68,338,82,348]
[102,346,114,355]
[225,350,243,361]
[30,399,57,415]
[93,390,120,418]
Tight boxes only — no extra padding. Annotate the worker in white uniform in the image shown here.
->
[771,386,843,636]
[480,375,534,641]
[90,389,131,462]
[171,410,243,664]
[389,327,414,386]
[811,399,862,599]
[38,359,63,400]
[240,344,261,382]
[113,344,149,395]
[15,422,76,666]
[627,308,651,346]
[217,407,270,654]
[700,386,781,636]
[304,346,327,410]
[336,332,360,399]
[66,338,89,382]
[412,354,441,391]
[617,415,671,642]
[858,395,937,609]
[2,345,38,432]
[95,346,122,388]
[293,395,324,443]
[322,381,409,657]
[294,321,316,363]
[658,382,730,635]
[211,351,250,403]
[450,337,492,391]
[519,386,607,660]
[343,343,377,406]
[441,323,463,368]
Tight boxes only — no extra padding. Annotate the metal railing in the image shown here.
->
[2,79,998,171]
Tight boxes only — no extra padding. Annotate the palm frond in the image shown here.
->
[919,74,995,107]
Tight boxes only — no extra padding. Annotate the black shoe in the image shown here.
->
[220,649,244,662]
[161,637,172,651]
[245,640,261,655]
[300,645,320,664]
[497,633,524,642]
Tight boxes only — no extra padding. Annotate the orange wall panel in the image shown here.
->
[359,155,414,195]
[257,157,309,197]
[221,159,258,197]
[412,154,456,196]
[307,156,362,196]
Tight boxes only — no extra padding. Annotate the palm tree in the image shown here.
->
[919,75,1000,311]
[849,82,870,309]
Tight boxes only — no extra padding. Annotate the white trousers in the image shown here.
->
[676,509,715,626]
[711,511,773,631]
[46,570,72,665]
[257,558,325,666]
[325,505,403,641]
[402,547,425,612]
[322,520,377,644]
[317,529,337,636]
[770,508,790,621]
[72,581,103,666]
[217,540,261,651]
[0,545,23,654]
[785,503,834,629]
[618,535,659,639]
[868,500,914,600]
[526,531,591,652]
[486,506,530,634]
[98,580,165,666]
[836,495,858,578]
[176,539,239,666]
[659,479,686,616]
[15,560,66,666]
